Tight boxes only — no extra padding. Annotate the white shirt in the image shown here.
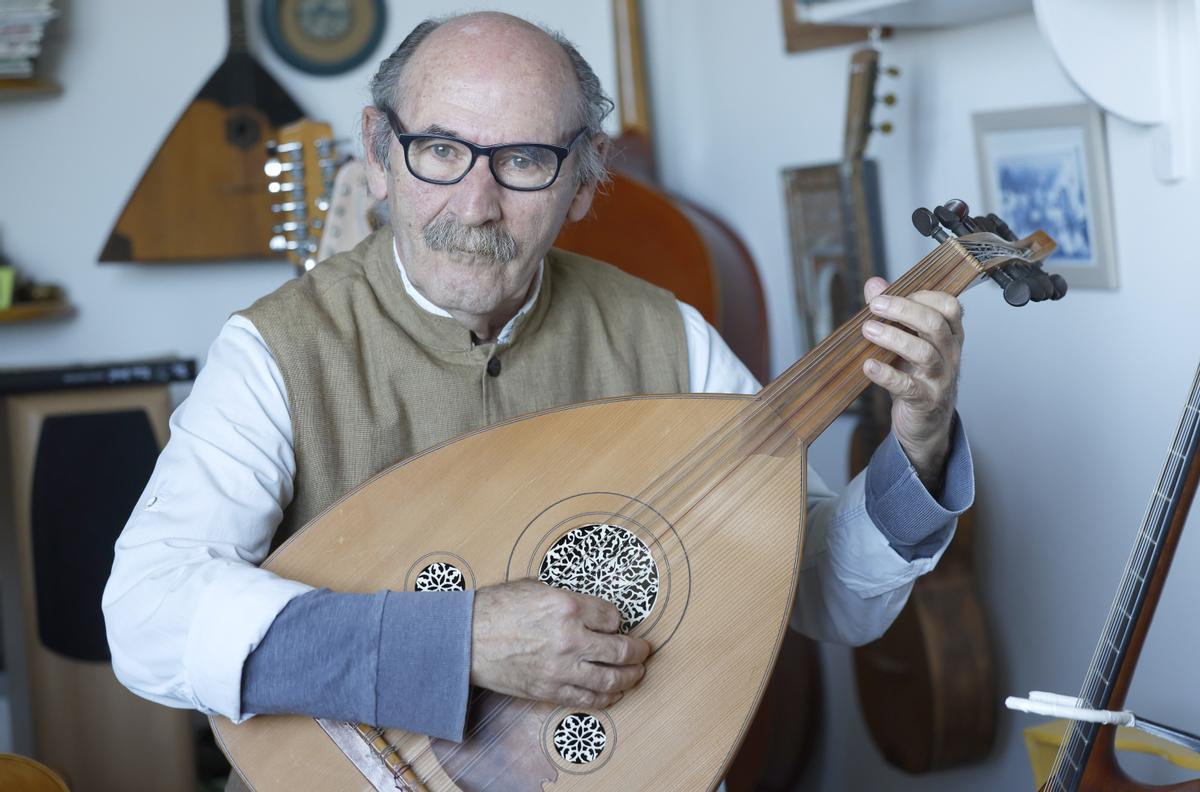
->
[102,252,951,723]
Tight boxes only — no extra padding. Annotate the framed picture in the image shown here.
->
[782,161,886,351]
[973,104,1117,289]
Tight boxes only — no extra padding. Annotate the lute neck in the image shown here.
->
[760,238,982,447]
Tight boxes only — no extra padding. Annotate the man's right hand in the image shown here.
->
[470,579,651,709]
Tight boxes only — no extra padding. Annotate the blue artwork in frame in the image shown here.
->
[974,104,1117,289]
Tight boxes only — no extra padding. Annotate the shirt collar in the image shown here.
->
[391,238,543,345]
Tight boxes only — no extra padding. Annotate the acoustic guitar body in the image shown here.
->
[213,393,809,791]
[100,53,302,262]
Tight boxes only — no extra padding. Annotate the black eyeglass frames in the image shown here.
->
[383,108,587,192]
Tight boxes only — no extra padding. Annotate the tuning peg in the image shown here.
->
[1002,277,1032,307]
[934,205,970,237]
[1048,272,1068,300]
[881,93,897,106]
[972,215,997,234]
[984,263,1030,307]
[986,213,1019,243]
[943,199,971,219]
[884,65,900,77]
[912,207,949,242]
[875,121,894,134]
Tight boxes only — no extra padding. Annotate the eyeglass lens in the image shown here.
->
[407,138,561,190]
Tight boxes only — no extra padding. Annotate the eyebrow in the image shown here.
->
[413,122,575,147]
[420,123,460,137]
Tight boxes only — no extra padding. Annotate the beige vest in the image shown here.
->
[239,229,689,540]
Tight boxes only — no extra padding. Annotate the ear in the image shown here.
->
[361,106,391,202]
[565,133,610,223]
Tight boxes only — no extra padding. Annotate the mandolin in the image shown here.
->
[99,0,303,262]
[211,209,1061,791]
[1039,361,1200,791]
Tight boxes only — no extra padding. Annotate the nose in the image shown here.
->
[447,154,503,226]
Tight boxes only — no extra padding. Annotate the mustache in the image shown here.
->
[423,217,518,263]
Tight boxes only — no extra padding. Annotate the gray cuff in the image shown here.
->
[865,413,974,561]
[241,587,474,741]
[377,589,474,741]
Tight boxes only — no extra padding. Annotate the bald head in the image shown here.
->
[366,12,612,186]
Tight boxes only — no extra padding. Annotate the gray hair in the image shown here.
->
[366,15,613,188]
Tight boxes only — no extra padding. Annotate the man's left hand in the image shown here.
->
[860,277,964,490]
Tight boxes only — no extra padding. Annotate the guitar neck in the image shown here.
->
[1050,362,1200,789]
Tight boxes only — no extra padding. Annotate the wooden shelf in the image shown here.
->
[0,78,62,99]
[0,301,74,324]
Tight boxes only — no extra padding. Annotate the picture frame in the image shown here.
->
[973,103,1117,289]
[782,161,886,352]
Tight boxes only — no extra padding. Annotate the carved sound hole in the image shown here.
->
[539,524,658,633]
[554,713,607,764]
[415,562,466,592]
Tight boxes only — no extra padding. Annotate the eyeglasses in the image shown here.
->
[384,108,586,192]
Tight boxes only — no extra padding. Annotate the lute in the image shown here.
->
[211,208,1061,791]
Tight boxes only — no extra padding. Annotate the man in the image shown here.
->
[103,9,971,783]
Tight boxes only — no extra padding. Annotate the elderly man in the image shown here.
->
[103,9,971,785]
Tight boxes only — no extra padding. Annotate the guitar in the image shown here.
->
[211,208,1062,791]
[843,48,1000,772]
[100,0,303,262]
[1037,361,1200,791]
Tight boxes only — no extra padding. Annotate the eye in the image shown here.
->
[430,144,456,159]
[498,147,548,172]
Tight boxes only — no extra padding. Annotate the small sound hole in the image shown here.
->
[554,713,607,764]
[414,562,466,591]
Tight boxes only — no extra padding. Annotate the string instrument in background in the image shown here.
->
[262,119,346,274]
[555,0,770,385]
[100,0,303,262]
[211,208,1064,791]
[1033,361,1200,791]
[841,45,1000,773]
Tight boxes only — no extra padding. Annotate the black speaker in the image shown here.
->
[31,410,159,661]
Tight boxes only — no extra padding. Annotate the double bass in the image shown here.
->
[554,0,769,384]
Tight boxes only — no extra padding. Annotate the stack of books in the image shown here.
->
[0,0,58,80]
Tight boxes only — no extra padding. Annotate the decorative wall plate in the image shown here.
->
[261,0,386,76]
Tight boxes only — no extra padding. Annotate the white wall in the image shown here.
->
[3,2,1199,790]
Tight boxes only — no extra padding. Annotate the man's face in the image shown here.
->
[363,21,599,327]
